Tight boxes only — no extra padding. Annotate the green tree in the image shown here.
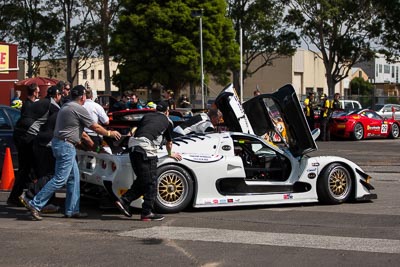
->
[1,0,62,77]
[49,0,97,84]
[375,0,400,62]
[227,0,299,92]
[349,77,373,95]
[0,0,19,41]
[285,0,381,96]
[83,0,121,94]
[110,0,239,93]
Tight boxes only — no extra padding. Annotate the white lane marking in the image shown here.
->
[118,226,400,254]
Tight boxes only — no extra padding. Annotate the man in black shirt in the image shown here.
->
[57,81,71,106]
[115,101,182,221]
[8,84,51,205]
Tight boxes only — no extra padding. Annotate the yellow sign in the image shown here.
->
[0,44,9,74]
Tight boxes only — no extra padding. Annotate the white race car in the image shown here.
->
[77,84,376,213]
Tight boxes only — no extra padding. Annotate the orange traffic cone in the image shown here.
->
[0,147,15,191]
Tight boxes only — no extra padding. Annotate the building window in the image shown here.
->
[82,70,87,80]
[384,65,390,74]
[358,71,362,78]
[396,66,399,83]
[112,70,116,77]
[376,64,379,76]
[90,70,95,80]
[98,70,102,80]
[379,64,382,74]
[392,66,395,78]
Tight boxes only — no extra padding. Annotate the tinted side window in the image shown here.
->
[0,109,12,130]
[7,108,21,126]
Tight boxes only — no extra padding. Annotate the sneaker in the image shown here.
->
[64,212,88,219]
[41,204,60,214]
[141,212,164,221]
[115,198,132,217]
[18,193,42,221]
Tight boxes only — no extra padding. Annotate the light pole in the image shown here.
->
[191,9,204,109]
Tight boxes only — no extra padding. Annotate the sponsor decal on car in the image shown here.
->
[381,123,388,134]
[337,124,346,129]
[367,125,380,131]
[283,193,293,200]
[307,168,317,172]
[221,145,231,151]
[202,198,239,204]
[184,154,223,163]
[308,173,317,179]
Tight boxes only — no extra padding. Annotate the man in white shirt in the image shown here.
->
[83,88,110,150]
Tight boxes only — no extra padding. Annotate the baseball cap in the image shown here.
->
[47,86,60,97]
[71,85,86,97]
[156,100,169,112]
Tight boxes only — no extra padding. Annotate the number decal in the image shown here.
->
[381,124,388,134]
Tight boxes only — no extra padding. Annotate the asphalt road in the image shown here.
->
[0,139,399,266]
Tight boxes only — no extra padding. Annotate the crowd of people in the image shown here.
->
[303,92,341,141]
[8,83,208,221]
[10,84,345,221]
[7,82,121,220]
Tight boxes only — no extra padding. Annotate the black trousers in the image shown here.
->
[26,140,56,200]
[32,141,55,178]
[123,148,158,215]
[306,116,315,131]
[8,134,35,201]
[320,117,331,141]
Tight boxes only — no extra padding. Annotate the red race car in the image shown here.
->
[330,109,400,140]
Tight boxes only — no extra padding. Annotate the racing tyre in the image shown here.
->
[317,163,352,204]
[155,165,194,213]
[389,123,399,139]
[351,123,364,140]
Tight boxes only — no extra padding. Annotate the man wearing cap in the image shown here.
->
[320,94,333,141]
[20,85,121,220]
[115,100,182,221]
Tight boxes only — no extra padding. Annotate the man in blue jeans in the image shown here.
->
[19,85,121,220]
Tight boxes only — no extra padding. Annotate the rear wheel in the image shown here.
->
[352,123,364,140]
[389,123,399,139]
[317,163,352,204]
[155,165,194,213]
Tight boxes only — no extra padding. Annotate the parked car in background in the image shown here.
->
[339,100,362,110]
[371,104,400,121]
[0,105,20,173]
[330,109,400,140]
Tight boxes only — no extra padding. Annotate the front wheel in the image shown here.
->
[155,165,194,213]
[317,163,353,204]
[352,123,364,140]
[389,123,399,139]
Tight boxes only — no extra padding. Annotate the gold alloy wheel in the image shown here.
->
[328,166,351,200]
[157,170,189,207]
